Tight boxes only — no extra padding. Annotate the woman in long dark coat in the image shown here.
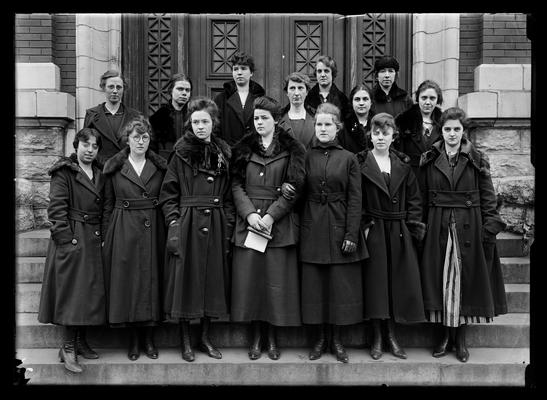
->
[38,128,106,373]
[231,96,306,361]
[159,97,235,362]
[102,115,167,361]
[356,113,426,360]
[419,107,507,363]
[299,102,368,363]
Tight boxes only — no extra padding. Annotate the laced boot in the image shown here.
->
[128,327,140,361]
[180,320,195,362]
[266,323,280,360]
[58,326,83,373]
[248,321,262,360]
[143,326,158,359]
[198,317,222,359]
[76,327,99,359]
[432,325,451,358]
[386,319,407,359]
[309,324,327,360]
[455,324,469,363]
[370,319,383,360]
[330,324,348,363]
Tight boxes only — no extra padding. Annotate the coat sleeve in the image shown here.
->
[265,155,304,221]
[102,174,115,238]
[344,154,362,243]
[478,153,506,242]
[223,175,236,240]
[47,170,73,245]
[83,110,92,128]
[232,173,258,221]
[404,167,426,241]
[159,157,182,225]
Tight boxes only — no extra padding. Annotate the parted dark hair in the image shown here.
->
[230,52,256,73]
[168,73,193,94]
[315,55,338,79]
[99,70,128,90]
[283,71,311,92]
[439,107,470,131]
[370,112,399,140]
[253,96,282,122]
[349,84,373,102]
[73,127,102,151]
[185,96,220,131]
[315,102,342,131]
[415,79,444,105]
[121,115,153,143]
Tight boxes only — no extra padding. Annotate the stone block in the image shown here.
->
[498,91,530,118]
[523,64,531,91]
[472,128,522,153]
[413,28,459,64]
[35,91,75,119]
[16,206,35,232]
[15,62,60,91]
[64,127,76,157]
[493,176,534,205]
[474,64,524,91]
[16,127,64,155]
[15,178,33,205]
[499,205,534,234]
[34,209,50,230]
[16,91,37,117]
[413,13,459,35]
[520,130,531,152]
[487,154,534,178]
[33,181,51,208]
[458,91,498,118]
[16,155,60,180]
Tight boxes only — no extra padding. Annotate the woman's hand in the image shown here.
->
[246,213,270,232]
[261,214,274,233]
[341,240,357,254]
[280,182,296,200]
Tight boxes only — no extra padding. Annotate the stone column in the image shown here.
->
[412,13,460,108]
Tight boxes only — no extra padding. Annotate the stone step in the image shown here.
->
[16,280,531,316]
[496,231,529,258]
[15,347,529,386]
[16,312,529,349]
[16,256,530,284]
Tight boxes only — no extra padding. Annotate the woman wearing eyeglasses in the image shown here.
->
[102,115,167,361]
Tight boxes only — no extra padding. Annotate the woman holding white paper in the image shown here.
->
[230,96,306,361]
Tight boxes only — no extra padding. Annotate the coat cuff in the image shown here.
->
[406,220,427,242]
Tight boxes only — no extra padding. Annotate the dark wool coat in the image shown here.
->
[159,131,235,320]
[419,139,508,317]
[38,154,106,326]
[339,112,374,154]
[149,102,189,160]
[83,103,142,164]
[278,111,316,149]
[304,83,352,122]
[214,80,266,145]
[394,104,442,190]
[371,83,413,118]
[356,149,426,323]
[231,127,306,248]
[299,138,368,264]
[102,147,167,325]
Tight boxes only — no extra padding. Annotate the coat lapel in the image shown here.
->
[226,93,247,127]
[120,160,147,191]
[388,154,407,196]
[139,159,158,187]
[452,155,469,188]
[361,154,390,197]
[433,152,454,188]
[265,150,289,165]
[75,169,101,197]
[302,114,316,147]
[93,106,121,149]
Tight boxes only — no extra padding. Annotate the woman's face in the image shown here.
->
[442,119,464,148]
[191,110,213,142]
[315,62,333,88]
[103,76,124,105]
[254,109,276,137]
[233,64,253,87]
[76,135,99,165]
[286,79,308,107]
[418,88,439,116]
[171,80,192,108]
[370,125,394,151]
[128,128,150,156]
[377,68,396,90]
[352,89,371,117]
[315,113,338,143]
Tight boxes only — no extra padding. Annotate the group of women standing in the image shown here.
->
[37,60,507,375]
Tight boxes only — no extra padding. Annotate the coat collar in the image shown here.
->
[173,130,231,174]
[278,111,316,148]
[87,103,130,148]
[396,104,442,150]
[49,153,104,196]
[358,149,409,197]
[372,82,408,103]
[103,146,167,176]
[310,136,344,150]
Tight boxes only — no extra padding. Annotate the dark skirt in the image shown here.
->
[231,246,301,326]
[301,261,363,325]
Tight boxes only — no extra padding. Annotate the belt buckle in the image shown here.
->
[320,192,327,205]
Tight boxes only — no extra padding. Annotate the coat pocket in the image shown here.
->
[166,220,181,256]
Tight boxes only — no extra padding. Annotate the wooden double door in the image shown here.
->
[122,13,411,117]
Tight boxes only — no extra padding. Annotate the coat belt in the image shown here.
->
[307,191,345,204]
[67,208,101,224]
[428,190,480,208]
[365,208,407,220]
[246,185,281,200]
[115,198,159,209]
[179,195,224,207]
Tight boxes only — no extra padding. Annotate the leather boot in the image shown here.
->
[330,324,348,363]
[76,327,99,359]
[455,324,469,363]
[180,320,195,362]
[266,323,280,360]
[386,319,407,359]
[248,321,262,360]
[432,325,451,358]
[370,319,383,360]
[58,326,83,373]
[309,324,327,360]
[143,326,158,359]
[128,327,140,361]
[198,317,222,359]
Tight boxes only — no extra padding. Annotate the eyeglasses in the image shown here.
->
[130,135,150,143]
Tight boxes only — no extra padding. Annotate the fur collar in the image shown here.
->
[372,82,409,103]
[173,130,232,172]
[103,146,168,175]
[396,104,442,135]
[419,138,488,174]
[48,153,103,175]
[308,82,344,99]
[356,148,411,165]
[222,79,265,98]
[231,126,306,189]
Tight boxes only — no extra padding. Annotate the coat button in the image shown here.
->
[95,230,100,236]
[392,198,398,204]
[207,176,214,183]
[324,151,328,156]
[123,200,130,208]
[464,223,470,229]
[259,172,264,176]
[464,241,471,247]
[213,198,220,204]
[321,181,326,186]
[71,239,78,245]
[201,227,209,233]
[95,197,100,203]
[204,209,211,215]
[142,191,150,198]
[83,214,89,220]
[257,209,262,214]
[277,187,281,192]
[144,220,151,227]
[465,200,472,207]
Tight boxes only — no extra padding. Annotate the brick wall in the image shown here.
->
[482,13,531,64]
[459,13,482,96]
[15,14,54,63]
[53,14,76,96]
